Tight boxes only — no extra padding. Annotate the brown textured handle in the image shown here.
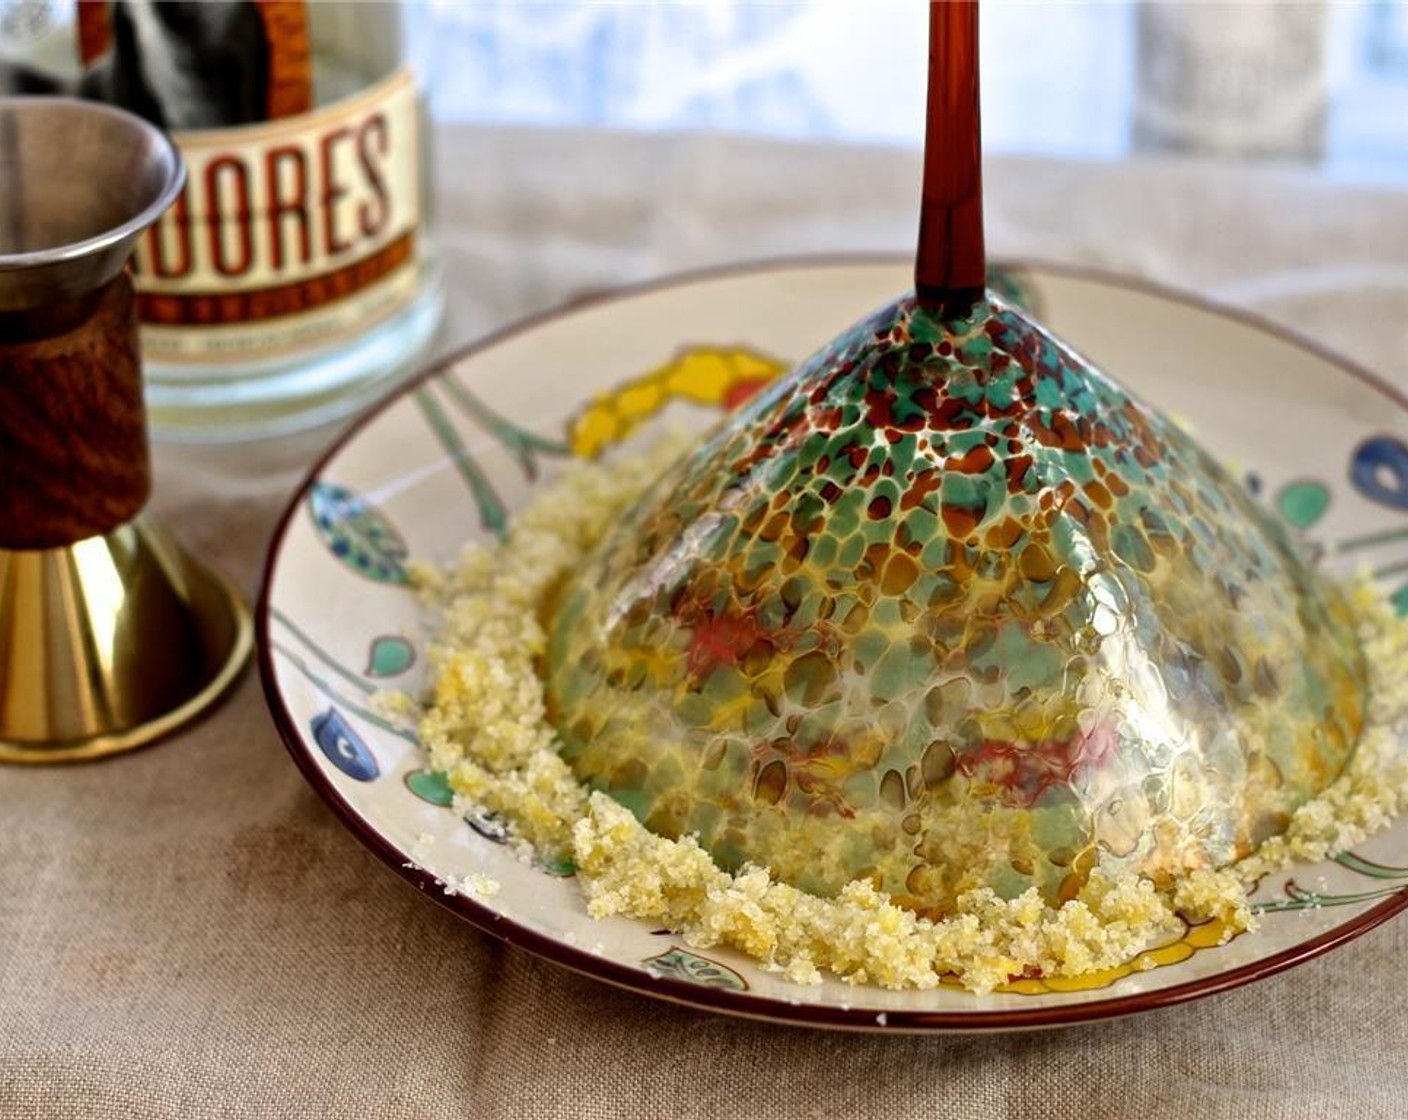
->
[0,274,151,549]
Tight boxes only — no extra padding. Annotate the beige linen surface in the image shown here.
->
[4,127,1408,1120]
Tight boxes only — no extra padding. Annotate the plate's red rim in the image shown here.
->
[257,254,1408,1033]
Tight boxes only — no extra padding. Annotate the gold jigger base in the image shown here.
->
[0,520,252,764]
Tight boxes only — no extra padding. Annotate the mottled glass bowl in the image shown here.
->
[546,289,1365,917]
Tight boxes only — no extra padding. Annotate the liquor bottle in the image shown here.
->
[0,0,444,440]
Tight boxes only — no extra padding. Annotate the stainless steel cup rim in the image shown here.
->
[0,96,185,274]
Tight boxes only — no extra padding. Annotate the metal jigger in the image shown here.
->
[0,98,251,762]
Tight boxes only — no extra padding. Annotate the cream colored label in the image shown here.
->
[133,67,422,364]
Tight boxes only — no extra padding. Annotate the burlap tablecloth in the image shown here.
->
[4,126,1408,1119]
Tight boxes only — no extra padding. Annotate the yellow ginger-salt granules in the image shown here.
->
[414,441,1408,994]
[1236,578,1408,882]
[571,790,1198,992]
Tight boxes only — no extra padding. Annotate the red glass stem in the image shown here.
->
[915,0,985,315]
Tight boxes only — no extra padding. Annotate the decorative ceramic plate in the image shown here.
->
[260,258,1408,1032]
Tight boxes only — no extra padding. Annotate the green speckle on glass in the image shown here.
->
[941,473,988,510]
[988,863,1035,902]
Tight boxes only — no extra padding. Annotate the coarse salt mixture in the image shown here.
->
[411,439,1408,994]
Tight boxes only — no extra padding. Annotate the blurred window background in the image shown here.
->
[404,0,1408,182]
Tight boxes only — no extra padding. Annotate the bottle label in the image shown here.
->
[133,67,424,364]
